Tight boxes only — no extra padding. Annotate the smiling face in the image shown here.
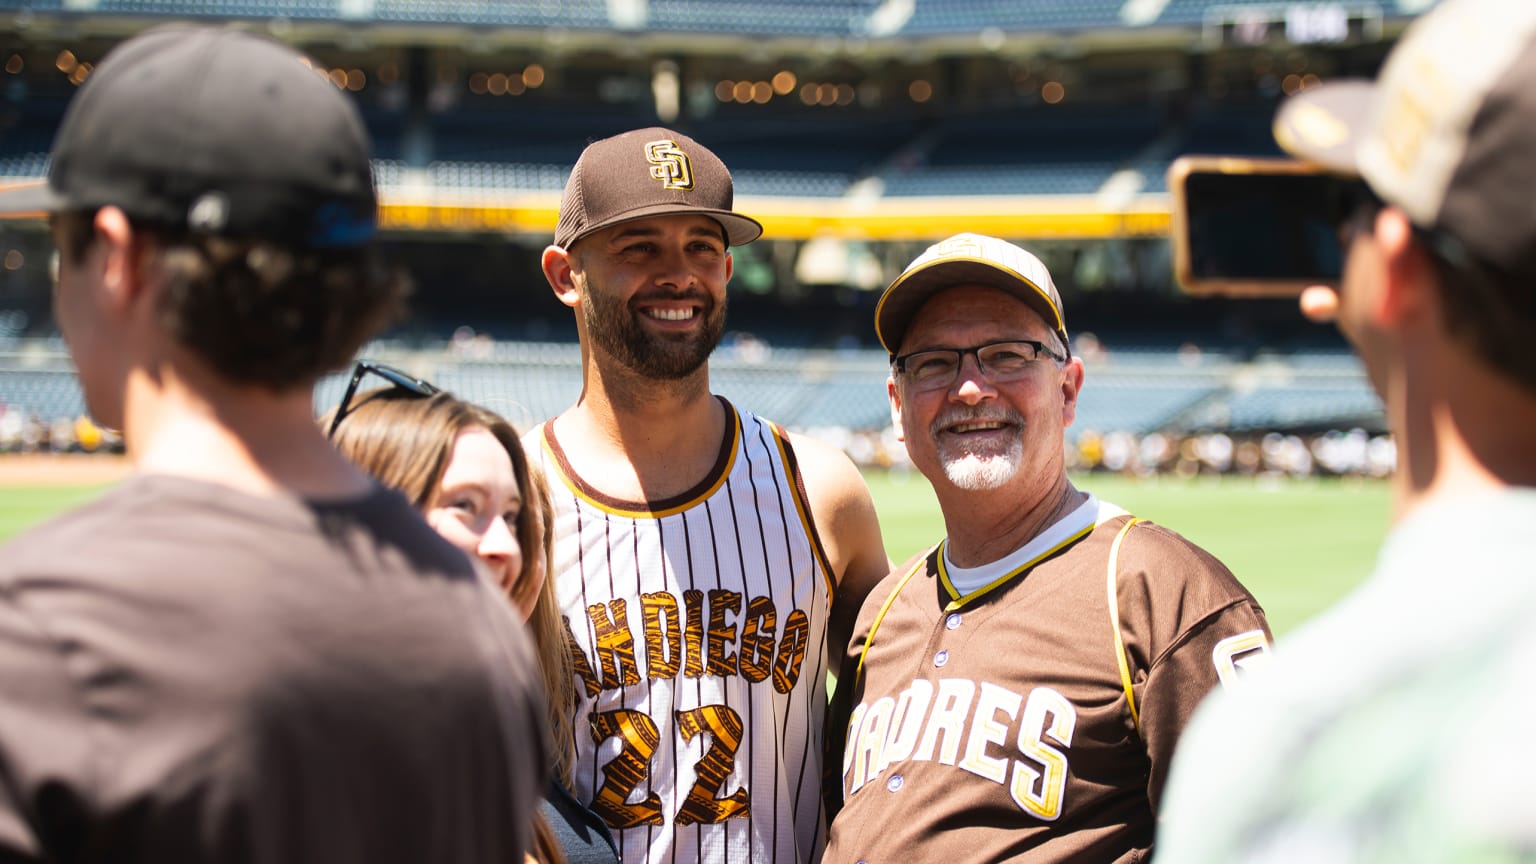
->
[889,283,1083,495]
[569,213,733,380]
[424,424,541,618]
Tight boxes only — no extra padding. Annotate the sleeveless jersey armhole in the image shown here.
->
[769,422,837,604]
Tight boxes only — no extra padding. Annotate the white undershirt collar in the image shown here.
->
[941,494,1128,597]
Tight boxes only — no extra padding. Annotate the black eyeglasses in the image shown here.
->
[326,359,441,438]
[893,339,1066,393]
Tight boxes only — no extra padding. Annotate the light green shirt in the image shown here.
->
[1155,489,1536,863]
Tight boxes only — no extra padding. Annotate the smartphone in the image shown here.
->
[1168,155,1356,296]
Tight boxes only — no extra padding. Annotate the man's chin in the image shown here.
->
[625,350,710,380]
[941,452,1019,491]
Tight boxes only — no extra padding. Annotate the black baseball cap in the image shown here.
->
[0,26,377,248]
[553,127,762,249]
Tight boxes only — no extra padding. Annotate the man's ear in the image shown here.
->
[541,245,581,308]
[887,373,904,443]
[94,206,142,314]
[1060,357,1084,428]
[1374,207,1435,329]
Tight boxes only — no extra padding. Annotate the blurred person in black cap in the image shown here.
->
[1156,0,1536,860]
[0,26,548,864]
[820,233,1270,864]
[525,127,890,864]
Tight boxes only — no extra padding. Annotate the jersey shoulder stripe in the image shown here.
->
[764,420,836,602]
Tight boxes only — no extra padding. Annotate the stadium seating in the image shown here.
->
[1220,383,1383,431]
[93,0,341,18]
[1072,376,1223,441]
[648,0,881,36]
[1154,0,1425,27]
[371,0,609,28]
[3,343,1378,443]
[0,0,1416,34]
[0,368,87,421]
[0,0,1420,460]
[900,0,1128,34]
[875,105,1169,197]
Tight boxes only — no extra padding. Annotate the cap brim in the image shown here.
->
[876,259,1065,354]
[1274,79,1378,174]
[0,181,62,218]
[565,202,763,248]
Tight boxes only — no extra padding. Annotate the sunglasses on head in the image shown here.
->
[327,359,441,439]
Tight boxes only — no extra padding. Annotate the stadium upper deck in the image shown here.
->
[1,0,1430,241]
[0,0,1432,36]
[0,0,1432,352]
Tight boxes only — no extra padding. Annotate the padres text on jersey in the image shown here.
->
[530,400,835,864]
[824,501,1271,864]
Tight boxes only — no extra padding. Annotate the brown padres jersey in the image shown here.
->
[527,399,835,864]
[824,498,1270,864]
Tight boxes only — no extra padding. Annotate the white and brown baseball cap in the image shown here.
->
[875,232,1069,356]
[0,26,377,248]
[553,127,763,249]
[1273,0,1536,278]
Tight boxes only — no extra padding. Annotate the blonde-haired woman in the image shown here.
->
[325,361,617,864]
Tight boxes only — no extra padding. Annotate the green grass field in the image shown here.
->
[0,485,113,540]
[864,469,1389,637]
[1,469,1388,637]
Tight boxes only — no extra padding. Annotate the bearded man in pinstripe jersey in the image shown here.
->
[526,127,892,864]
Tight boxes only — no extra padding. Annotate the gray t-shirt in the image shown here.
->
[0,474,548,863]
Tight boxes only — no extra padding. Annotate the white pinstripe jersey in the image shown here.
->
[526,399,835,864]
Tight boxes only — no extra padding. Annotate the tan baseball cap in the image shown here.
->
[553,127,763,249]
[875,233,1069,356]
[1273,0,1536,278]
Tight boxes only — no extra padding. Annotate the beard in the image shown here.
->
[581,275,726,380]
[930,407,1026,491]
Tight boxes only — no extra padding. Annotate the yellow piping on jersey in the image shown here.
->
[537,410,742,519]
[1107,517,1145,735]
[853,549,932,688]
[769,423,838,604]
[936,526,1096,612]
[853,524,1089,688]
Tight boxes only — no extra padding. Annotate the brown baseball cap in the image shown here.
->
[553,127,763,249]
[875,233,1069,357]
[1273,0,1536,279]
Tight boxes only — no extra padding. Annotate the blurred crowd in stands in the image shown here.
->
[803,424,1395,480]
[1,394,1393,480]
[0,401,123,455]
[1067,428,1395,479]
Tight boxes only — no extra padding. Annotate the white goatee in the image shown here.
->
[941,438,1023,490]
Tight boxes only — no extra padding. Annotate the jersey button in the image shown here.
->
[887,774,904,792]
[933,649,949,667]
[945,613,962,630]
